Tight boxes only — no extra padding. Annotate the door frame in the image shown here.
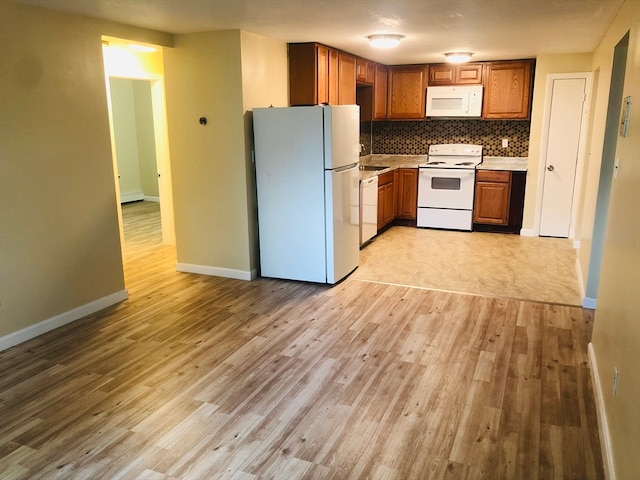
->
[105,73,176,247]
[533,72,592,239]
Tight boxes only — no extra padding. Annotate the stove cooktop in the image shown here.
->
[420,143,483,169]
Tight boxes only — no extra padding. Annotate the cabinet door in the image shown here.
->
[473,179,511,225]
[316,45,329,104]
[483,60,533,119]
[377,185,385,228]
[396,169,418,220]
[338,53,356,105]
[328,49,339,105]
[429,64,455,85]
[382,183,395,226]
[288,43,319,106]
[387,66,428,119]
[456,63,483,84]
[429,63,483,86]
[373,64,388,119]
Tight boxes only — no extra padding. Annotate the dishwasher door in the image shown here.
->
[359,176,378,245]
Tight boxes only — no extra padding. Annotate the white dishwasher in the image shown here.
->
[359,176,378,246]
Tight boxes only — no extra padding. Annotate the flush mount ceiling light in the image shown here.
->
[444,52,473,63]
[368,34,404,49]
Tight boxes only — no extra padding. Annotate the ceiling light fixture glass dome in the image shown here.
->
[368,34,404,49]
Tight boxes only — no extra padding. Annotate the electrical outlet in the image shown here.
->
[502,138,509,148]
[613,367,619,396]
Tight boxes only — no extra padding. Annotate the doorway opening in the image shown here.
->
[102,37,175,262]
[583,31,630,307]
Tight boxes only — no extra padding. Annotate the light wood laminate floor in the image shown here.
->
[0,202,603,479]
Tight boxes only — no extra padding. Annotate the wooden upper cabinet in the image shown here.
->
[429,63,483,85]
[373,64,388,119]
[338,53,356,104]
[387,65,428,119]
[288,43,347,106]
[482,60,534,119]
[328,49,339,104]
[356,58,375,85]
[316,45,329,104]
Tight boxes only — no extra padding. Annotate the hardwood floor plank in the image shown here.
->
[0,204,604,479]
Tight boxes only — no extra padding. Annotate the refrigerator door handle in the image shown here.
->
[333,163,359,173]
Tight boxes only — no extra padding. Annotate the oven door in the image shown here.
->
[418,168,476,210]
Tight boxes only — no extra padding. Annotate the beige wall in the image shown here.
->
[132,80,160,198]
[110,78,143,198]
[523,53,593,232]
[163,30,287,278]
[0,0,170,340]
[110,78,159,200]
[240,31,289,272]
[589,1,640,478]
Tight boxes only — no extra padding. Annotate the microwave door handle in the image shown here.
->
[463,92,470,114]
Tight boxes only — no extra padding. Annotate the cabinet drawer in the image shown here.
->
[476,170,511,183]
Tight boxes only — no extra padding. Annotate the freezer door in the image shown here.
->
[323,105,361,170]
[325,164,360,283]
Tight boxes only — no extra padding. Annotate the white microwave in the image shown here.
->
[425,85,483,117]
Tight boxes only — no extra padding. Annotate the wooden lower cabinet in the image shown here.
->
[473,170,527,233]
[377,171,395,230]
[473,170,511,225]
[395,168,418,220]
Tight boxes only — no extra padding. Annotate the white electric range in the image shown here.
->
[417,144,483,231]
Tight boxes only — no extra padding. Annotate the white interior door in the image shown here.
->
[539,77,587,237]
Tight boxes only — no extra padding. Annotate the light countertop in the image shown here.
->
[478,156,528,171]
[358,154,427,180]
[358,154,528,180]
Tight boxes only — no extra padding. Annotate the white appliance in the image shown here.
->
[417,144,483,231]
[359,175,378,245]
[253,105,360,284]
[426,85,483,117]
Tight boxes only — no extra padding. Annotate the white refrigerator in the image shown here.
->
[253,105,360,284]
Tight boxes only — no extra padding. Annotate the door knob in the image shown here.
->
[547,165,555,172]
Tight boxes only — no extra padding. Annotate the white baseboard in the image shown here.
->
[588,343,615,480]
[573,239,581,249]
[120,192,144,203]
[520,228,537,237]
[176,263,257,281]
[144,196,160,202]
[0,289,129,352]
[583,297,597,309]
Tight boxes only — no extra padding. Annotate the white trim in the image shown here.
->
[583,297,597,309]
[588,343,616,480]
[534,72,593,239]
[143,196,160,202]
[573,239,581,249]
[120,191,144,203]
[0,289,128,352]
[519,228,537,237]
[176,263,257,281]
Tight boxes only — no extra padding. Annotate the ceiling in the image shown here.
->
[13,0,624,64]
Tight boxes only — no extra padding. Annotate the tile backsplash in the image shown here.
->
[360,119,530,157]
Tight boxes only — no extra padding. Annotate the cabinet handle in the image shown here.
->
[547,165,555,172]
